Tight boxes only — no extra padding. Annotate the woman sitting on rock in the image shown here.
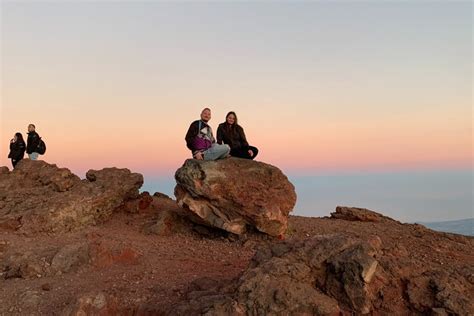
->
[8,132,26,168]
[217,111,258,160]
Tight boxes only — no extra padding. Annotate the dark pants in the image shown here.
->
[11,157,23,168]
[230,146,259,160]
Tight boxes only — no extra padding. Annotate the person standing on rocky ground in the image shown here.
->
[26,124,41,160]
[217,111,259,160]
[185,108,230,160]
[8,132,26,168]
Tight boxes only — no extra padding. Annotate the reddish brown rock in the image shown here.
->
[406,269,474,315]
[41,283,52,291]
[2,242,89,279]
[138,192,154,210]
[0,166,10,175]
[1,237,141,281]
[171,234,380,315]
[2,249,52,279]
[0,160,143,234]
[174,158,296,236]
[143,209,188,236]
[89,239,141,269]
[170,218,474,315]
[0,217,22,231]
[50,242,90,275]
[63,292,121,316]
[330,206,396,222]
[0,240,8,253]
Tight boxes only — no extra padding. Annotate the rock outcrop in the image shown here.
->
[1,236,141,280]
[174,158,296,236]
[0,160,143,233]
[169,208,474,315]
[171,234,384,315]
[330,206,396,222]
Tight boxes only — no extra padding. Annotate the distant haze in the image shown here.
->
[420,218,473,237]
[143,169,473,223]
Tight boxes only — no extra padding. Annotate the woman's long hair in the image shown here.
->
[226,111,238,125]
[15,132,24,143]
[224,111,239,136]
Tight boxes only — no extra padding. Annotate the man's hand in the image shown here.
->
[195,152,204,160]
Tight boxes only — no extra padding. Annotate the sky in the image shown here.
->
[1,1,472,221]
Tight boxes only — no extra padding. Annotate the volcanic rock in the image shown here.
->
[174,158,296,236]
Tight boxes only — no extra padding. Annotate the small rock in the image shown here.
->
[41,283,52,291]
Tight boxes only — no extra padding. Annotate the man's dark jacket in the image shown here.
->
[185,120,212,152]
[27,131,40,154]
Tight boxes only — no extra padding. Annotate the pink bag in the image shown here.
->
[193,121,212,151]
[193,136,212,151]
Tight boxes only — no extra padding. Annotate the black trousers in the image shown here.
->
[230,146,259,160]
[11,157,23,168]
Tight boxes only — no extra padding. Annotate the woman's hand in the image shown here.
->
[248,149,254,157]
[195,152,204,160]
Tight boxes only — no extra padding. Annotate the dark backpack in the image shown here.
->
[37,138,46,155]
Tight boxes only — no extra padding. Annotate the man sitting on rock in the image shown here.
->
[185,108,230,160]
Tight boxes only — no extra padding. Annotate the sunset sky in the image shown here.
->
[1,2,472,220]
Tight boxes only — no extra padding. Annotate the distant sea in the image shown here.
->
[142,169,473,235]
[418,218,473,236]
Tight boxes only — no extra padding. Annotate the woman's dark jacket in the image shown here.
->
[8,140,26,160]
[216,123,249,150]
[27,131,40,154]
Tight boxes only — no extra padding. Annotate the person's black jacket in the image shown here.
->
[27,131,40,154]
[185,120,213,152]
[216,123,249,150]
[8,140,26,160]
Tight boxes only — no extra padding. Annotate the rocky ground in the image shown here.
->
[0,160,473,315]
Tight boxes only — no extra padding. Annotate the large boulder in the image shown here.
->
[0,160,143,233]
[174,158,296,236]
